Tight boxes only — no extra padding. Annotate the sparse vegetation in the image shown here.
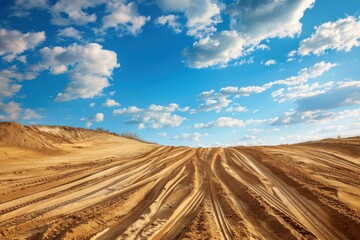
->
[95,127,152,144]
[119,131,142,141]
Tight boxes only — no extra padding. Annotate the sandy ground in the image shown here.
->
[0,123,359,239]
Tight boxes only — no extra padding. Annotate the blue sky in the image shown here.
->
[1,0,360,146]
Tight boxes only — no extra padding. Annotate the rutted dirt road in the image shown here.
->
[0,123,359,239]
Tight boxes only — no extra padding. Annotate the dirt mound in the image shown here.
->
[0,122,52,150]
[0,123,359,239]
[0,122,121,151]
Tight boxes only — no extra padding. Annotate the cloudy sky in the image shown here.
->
[0,0,360,146]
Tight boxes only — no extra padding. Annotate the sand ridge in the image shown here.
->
[0,122,359,239]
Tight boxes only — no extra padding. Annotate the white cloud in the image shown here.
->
[148,103,179,112]
[113,106,143,115]
[0,101,41,120]
[225,106,247,112]
[311,124,360,138]
[23,109,42,120]
[81,112,104,127]
[102,98,120,107]
[264,59,277,66]
[94,112,104,122]
[114,103,186,129]
[0,101,22,120]
[179,106,190,112]
[50,0,106,26]
[89,102,95,107]
[199,89,215,99]
[11,0,49,17]
[198,97,232,112]
[298,16,360,56]
[239,86,267,95]
[102,1,150,36]
[194,117,245,128]
[271,81,334,103]
[296,80,360,111]
[0,76,22,98]
[272,108,360,126]
[236,135,264,146]
[184,30,245,68]
[156,0,222,38]
[172,132,207,142]
[158,132,167,137]
[155,14,182,33]
[0,66,38,98]
[185,0,314,68]
[264,61,337,88]
[137,112,185,129]
[227,0,315,41]
[0,28,45,61]
[57,27,82,40]
[35,43,119,101]
[233,57,254,66]
[221,86,267,96]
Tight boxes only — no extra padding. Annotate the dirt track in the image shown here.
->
[0,124,359,239]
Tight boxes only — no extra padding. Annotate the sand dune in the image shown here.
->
[0,122,359,239]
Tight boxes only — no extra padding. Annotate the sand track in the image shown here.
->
[0,125,359,239]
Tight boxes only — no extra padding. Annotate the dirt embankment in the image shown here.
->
[0,122,126,152]
[0,122,359,239]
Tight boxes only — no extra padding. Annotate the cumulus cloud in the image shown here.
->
[156,0,222,38]
[271,80,360,112]
[227,0,315,41]
[35,43,119,101]
[0,101,42,120]
[271,81,335,103]
[226,106,247,112]
[198,97,232,112]
[11,0,49,17]
[296,80,360,111]
[23,109,42,120]
[57,27,82,40]
[94,113,104,122]
[172,132,207,142]
[113,103,186,129]
[184,30,245,68]
[81,112,104,127]
[199,90,215,99]
[0,28,45,61]
[298,16,360,56]
[155,14,182,33]
[0,101,22,120]
[102,1,150,36]
[0,75,22,98]
[185,0,314,68]
[194,116,277,129]
[264,59,277,66]
[0,66,38,98]
[194,117,245,128]
[220,85,266,96]
[113,106,143,115]
[102,99,120,107]
[236,135,264,146]
[272,108,360,126]
[264,61,337,88]
[50,0,106,26]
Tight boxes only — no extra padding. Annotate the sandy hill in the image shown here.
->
[0,122,144,152]
[0,122,359,240]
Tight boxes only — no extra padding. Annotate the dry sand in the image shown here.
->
[0,122,359,239]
